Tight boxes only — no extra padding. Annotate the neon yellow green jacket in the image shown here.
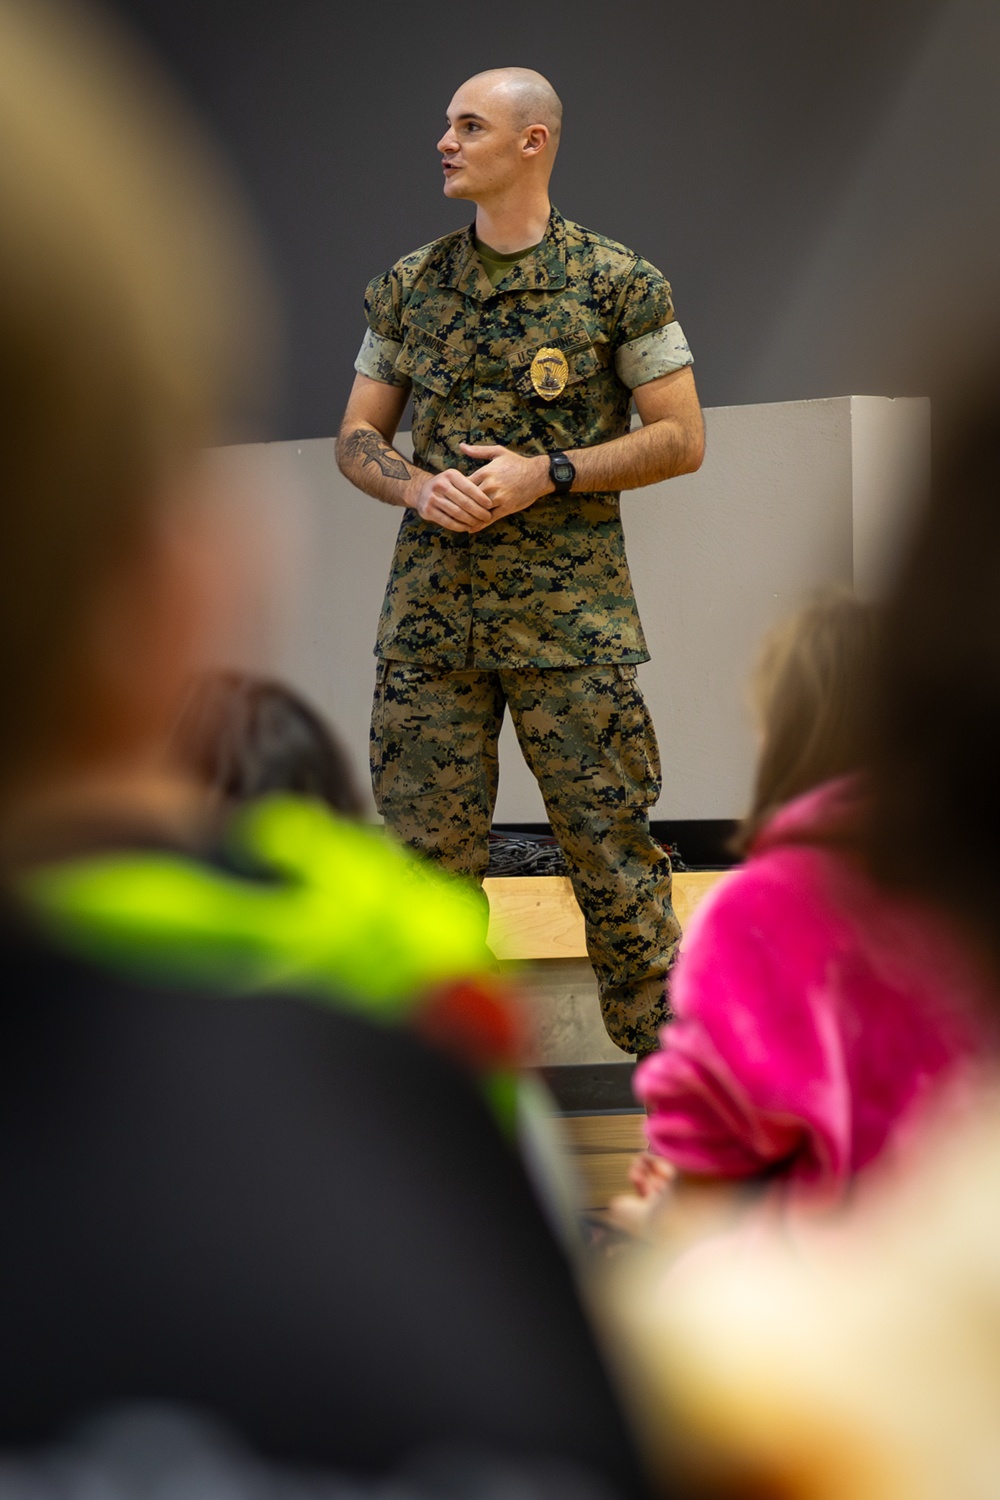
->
[20,794,495,1020]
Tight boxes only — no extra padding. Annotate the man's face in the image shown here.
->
[437,80,523,203]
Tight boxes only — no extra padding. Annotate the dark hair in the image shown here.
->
[738,589,880,851]
[172,672,364,817]
[869,383,1000,967]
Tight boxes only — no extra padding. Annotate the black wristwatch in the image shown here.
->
[548,450,576,496]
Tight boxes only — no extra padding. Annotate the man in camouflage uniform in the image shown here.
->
[337,67,704,1056]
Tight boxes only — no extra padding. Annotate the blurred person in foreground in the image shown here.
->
[33,665,523,1122]
[609,591,991,1232]
[0,2,646,1493]
[602,393,1000,1499]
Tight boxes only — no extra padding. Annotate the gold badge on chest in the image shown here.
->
[530,346,569,400]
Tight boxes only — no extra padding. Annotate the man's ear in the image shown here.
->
[522,125,550,158]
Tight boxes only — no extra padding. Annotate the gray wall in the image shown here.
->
[749,0,1000,413]
[99,0,991,441]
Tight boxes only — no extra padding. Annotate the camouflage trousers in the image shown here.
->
[371,658,681,1056]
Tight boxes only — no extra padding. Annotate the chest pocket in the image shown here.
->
[395,325,471,397]
[509,331,607,401]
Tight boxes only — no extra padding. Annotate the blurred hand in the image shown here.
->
[629,1150,677,1198]
[604,1152,678,1241]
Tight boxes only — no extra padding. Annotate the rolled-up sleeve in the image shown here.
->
[612,258,693,389]
[354,271,410,387]
[616,321,692,388]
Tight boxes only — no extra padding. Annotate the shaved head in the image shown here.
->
[439,67,562,211]
[465,67,563,140]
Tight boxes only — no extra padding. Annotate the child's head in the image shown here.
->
[742,589,880,847]
[172,673,364,818]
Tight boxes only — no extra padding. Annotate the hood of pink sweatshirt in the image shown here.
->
[750,774,867,855]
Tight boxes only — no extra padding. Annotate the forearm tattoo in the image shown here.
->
[340,427,411,481]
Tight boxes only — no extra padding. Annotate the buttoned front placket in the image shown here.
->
[467,282,499,667]
[430,216,572,666]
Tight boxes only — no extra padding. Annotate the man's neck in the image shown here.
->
[0,763,211,871]
[474,191,551,254]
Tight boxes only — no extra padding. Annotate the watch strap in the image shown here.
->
[548,450,576,496]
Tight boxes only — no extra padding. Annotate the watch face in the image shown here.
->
[552,458,573,483]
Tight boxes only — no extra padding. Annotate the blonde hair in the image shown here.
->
[0,0,270,787]
[740,590,880,851]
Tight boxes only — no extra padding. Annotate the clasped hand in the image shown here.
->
[407,444,552,533]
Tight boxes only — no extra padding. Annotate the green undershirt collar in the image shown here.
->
[475,236,542,288]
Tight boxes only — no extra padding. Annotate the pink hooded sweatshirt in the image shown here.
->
[634,778,988,1196]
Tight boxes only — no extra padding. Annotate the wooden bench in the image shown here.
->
[483,870,726,961]
[483,870,729,1206]
[558,1111,648,1211]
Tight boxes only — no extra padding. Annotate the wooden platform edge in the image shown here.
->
[484,869,727,961]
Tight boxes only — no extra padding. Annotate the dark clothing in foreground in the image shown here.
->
[0,1406,624,1500]
[0,915,642,1494]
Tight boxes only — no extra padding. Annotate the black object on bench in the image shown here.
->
[537,1062,640,1114]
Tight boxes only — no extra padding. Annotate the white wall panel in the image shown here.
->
[208,396,928,822]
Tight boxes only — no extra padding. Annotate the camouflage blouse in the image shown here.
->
[355,209,693,668]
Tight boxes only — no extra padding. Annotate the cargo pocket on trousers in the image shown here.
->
[370,659,389,814]
[615,664,662,808]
